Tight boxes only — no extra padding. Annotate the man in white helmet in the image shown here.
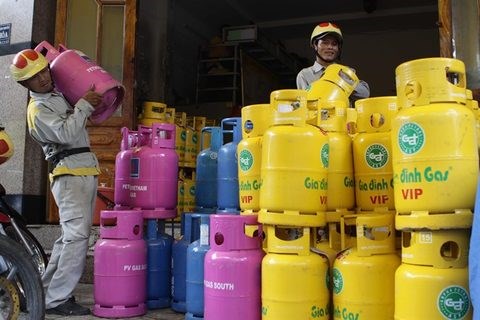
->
[296,22,370,103]
[10,48,102,316]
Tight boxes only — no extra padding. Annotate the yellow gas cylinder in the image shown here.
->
[262,226,330,320]
[138,101,167,126]
[395,57,467,109]
[348,96,398,211]
[306,64,360,105]
[183,168,196,213]
[238,104,272,215]
[333,213,400,320]
[395,213,472,319]
[391,106,478,213]
[393,58,478,213]
[171,109,186,166]
[395,265,471,320]
[184,116,197,168]
[194,116,207,156]
[316,100,355,218]
[258,89,328,227]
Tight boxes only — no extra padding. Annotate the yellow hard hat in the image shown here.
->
[10,49,48,82]
[0,127,14,165]
[310,22,343,45]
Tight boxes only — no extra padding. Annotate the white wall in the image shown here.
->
[0,0,34,194]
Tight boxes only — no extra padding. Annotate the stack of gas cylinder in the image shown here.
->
[328,94,401,320]
[92,57,479,320]
[93,121,179,318]
[392,57,477,320]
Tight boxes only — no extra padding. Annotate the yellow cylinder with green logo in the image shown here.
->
[306,64,359,105]
[333,213,400,320]
[395,265,471,320]
[259,90,328,227]
[395,58,467,109]
[317,100,355,212]
[238,104,271,214]
[262,226,330,320]
[391,102,478,214]
[350,97,398,211]
[184,117,198,168]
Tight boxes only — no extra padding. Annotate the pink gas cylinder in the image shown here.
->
[129,123,178,218]
[114,127,139,210]
[93,210,147,318]
[204,215,264,320]
[34,40,125,124]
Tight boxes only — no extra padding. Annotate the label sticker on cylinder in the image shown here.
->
[365,144,388,169]
[437,285,470,319]
[239,149,254,171]
[398,122,425,154]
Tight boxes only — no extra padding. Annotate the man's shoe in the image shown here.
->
[46,299,90,316]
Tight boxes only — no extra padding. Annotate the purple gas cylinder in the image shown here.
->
[34,40,125,124]
[129,123,178,219]
[204,215,264,320]
[93,210,147,318]
[114,127,139,210]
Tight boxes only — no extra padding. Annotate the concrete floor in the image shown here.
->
[44,283,185,320]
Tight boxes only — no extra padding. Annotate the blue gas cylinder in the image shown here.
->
[171,213,201,312]
[195,127,222,211]
[185,214,210,320]
[217,117,242,213]
[145,219,173,309]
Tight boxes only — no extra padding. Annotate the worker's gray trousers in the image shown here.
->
[43,175,97,309]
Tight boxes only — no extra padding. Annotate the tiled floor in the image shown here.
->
[45,283,185,320]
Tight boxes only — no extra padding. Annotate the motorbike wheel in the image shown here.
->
[0,234,45,319]
[3,224,48,276]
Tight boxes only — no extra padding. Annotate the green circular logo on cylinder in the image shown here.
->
[365,144,389,169]
[321,143,329,168]
[189,185,195,196]
[239,149,254,171]
[398,122,425,154]
[438,285,470,319]
[332,267,343,295]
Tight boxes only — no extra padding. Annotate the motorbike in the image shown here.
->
[0,233,45,319]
